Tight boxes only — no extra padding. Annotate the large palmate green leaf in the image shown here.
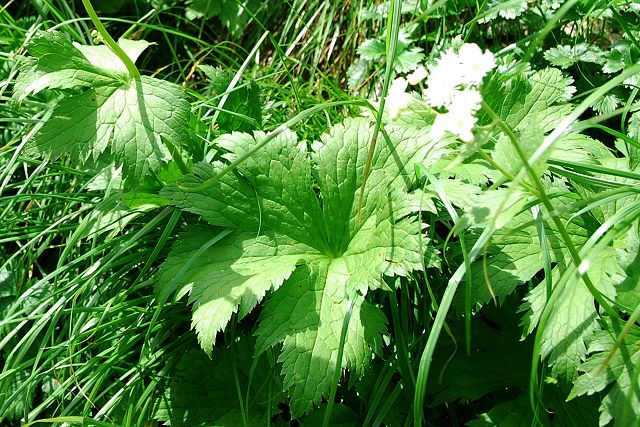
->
[255,261,387,416]
[157,226,320,352]
[158,117,447,416]
[13,31,191,184]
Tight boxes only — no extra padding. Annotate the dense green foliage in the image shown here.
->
[1,0,640,426]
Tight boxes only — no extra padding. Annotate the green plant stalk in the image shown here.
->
[121,8,156,39]
[476,146,517,182]
[356,0,401,225]
[549,166,631,189]
[322,290,356,427]
[528,202,640,422]
[362,362,396,426]
[413,166,480,426]
[373,382,403,425]
[530,64,640,167]
[567,122,640,150]
[621,87,639,134]
[482,102,623,422]
[80,0,141,79]
[420,168,474,355]
[232,346,249,427]
[550,159,640,181]
[389,279,416,394]
[413,223,497,427]
[482,101,617,319]
[533,206,553,302]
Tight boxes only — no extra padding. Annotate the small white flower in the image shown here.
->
[424,50,466,104]
[430,110,478,143]
[429,113,449,142]
[424,81,457,109]
[437,49,463,71]
[448,113,478,142]
[407,66,428,85]
[458,43,496,85]
[430,49,466,86]
[385,77,413,120]
[448,88,482,116]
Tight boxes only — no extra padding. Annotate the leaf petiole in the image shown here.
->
[80,0,141,80]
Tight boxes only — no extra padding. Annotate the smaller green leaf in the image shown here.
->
[72,38,152,75]
[485,68,575,133]
[569,318,640,426]
[31,76,191,183]
[603,40,637,74]
[14,31,191,185]
[478,0,528,22]
[592,93,621,115]
[394,47,425,73]
[13,31,122,101]
[544,43,602,69]
[357,38,386,61]
[198,65,262,132]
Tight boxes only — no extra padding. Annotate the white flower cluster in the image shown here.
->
[427,43,496,142]
[382,43,495,143]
